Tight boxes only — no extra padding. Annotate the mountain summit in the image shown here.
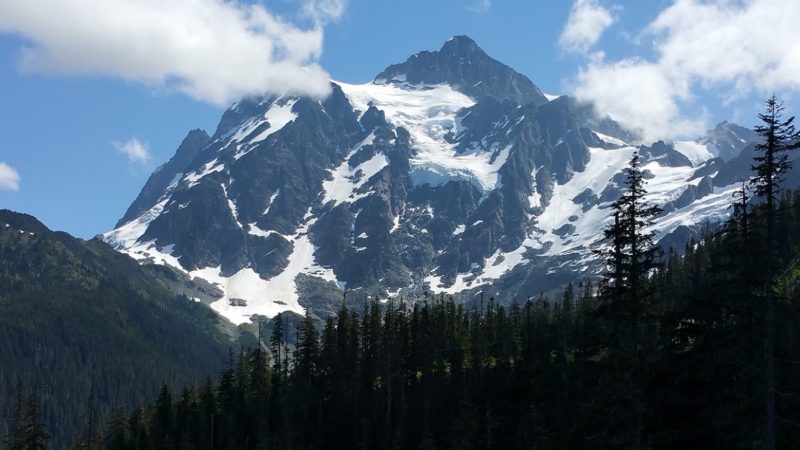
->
[375,35,548,106]
[105,36,759,324]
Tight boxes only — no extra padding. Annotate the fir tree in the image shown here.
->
[751,95,800,450]
[22,393,50,450]
[596,152,662,450]
[103,410,130,450]
[72,387,101,450]
[4,379,26,450]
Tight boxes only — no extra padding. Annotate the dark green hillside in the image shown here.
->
[0,210,232,448]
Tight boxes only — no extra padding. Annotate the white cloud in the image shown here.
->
[0,0,347,106]
[114,138,152,166]
[570,0,800,142]
[468,0,491,14]
[303,0,347,23]
[560,0,616,54]
[0,162,21,192]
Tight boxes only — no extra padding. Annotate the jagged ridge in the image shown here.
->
[105,36,762,324]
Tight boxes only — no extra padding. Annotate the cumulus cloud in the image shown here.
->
[0,162,21,192]
[570,0,800,141]
[468,0,492,14]
[0,0,348,106]
[559,0,616,54]
[114,138,152,166]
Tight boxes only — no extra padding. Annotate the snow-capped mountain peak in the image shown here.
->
[105,36,762,324]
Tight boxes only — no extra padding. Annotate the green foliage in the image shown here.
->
[0,211,231,448]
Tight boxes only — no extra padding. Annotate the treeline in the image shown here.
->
[6,98,800,449]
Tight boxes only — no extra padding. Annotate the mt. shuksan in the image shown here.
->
[105,36,759,324]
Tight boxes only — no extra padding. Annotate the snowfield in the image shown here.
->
[339,81,510,193]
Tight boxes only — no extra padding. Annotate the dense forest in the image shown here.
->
[4,98,800,449]
[0,211,234,447]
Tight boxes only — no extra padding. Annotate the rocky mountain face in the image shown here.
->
[105,36,763,324]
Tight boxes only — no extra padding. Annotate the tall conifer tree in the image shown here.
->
[596,152,662,450]
[751,95,800,450]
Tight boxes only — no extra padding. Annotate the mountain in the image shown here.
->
[104,36,762,325]
[698,120,759,162]
[375,35,548,106]
[0,210,235,447]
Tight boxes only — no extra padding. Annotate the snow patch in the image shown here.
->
[339,82,509,193]
[593,131,628,147]
[247,223,286,239]
[117,238,184,272]
[425,245,528,295]
[528,166,542,208]
[196,209,342,324]
[233,99,298,160]
[220,183,242,228]
[185,160,224,188]
[653,183,739,242]
[103,198,169,250]
[321,133,389,206]
[673,141,714,167]
[263,190,280,215]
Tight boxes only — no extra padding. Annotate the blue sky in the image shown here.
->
[0,0,797,238]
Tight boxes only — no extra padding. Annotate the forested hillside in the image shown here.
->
[0,211,234,447]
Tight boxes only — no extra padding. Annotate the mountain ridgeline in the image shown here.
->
[105,36,765,325]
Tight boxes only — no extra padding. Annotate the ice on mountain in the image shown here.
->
[220,183,242,228]
[673,141,714,167]
[263,190,280,216]
[194,210,342,325]
[641,162,697,205]
[543,93,562,101]
[198,266,305,325]
[321,133,389,206]
[103,198,170,250]
[185,159,224,188]
[592,131,628,148]
[233,99,298,160]
[247,223,286,239]
[653,183,739,242]
[536,146,635,255]
[339,81,509,192]
[390,214,401,233]
[528,167,543,209]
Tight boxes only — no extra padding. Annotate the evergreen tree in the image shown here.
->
[22,393,50,450]
[751,95,800,450]
[152,384,174,449]
[595,152,662,449]
[269,313,286,383]
[72,387,101,450]
[103,410,130,450]
[4,379,26,450]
